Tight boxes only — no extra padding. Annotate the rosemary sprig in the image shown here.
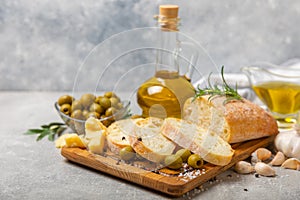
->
[195,66,242,104]
[24,122,67,142]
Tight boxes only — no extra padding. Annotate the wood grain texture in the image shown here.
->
[61,136,274,196]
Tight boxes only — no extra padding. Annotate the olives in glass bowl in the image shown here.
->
[55,92,130,135]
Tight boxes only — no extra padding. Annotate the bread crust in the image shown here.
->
[224,98,278,143]
[128,136,168,163]
[183,95,278,143]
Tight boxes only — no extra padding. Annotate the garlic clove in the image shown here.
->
[251,148,272,164]
[254,162,276,177]
[269,151,286,166]
[251,153,259,165]
[234,161,254,174]
[256,148,272,161]
[281,158,300,170]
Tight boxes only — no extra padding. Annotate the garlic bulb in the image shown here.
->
[275,126,300,159]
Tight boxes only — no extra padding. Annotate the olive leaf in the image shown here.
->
[195,66,242,104]
[24,122,67,142]
[24,129,44,134]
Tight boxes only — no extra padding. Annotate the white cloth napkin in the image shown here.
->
[193,73,255,101]
[193,59,300,101]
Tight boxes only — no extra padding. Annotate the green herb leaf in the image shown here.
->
[24,129,44,135]
[56,127,67,137]
[195,66,242,104]
[50,125,60,130]
[47,130,57,142]
[49,122,65,127]
[36,130,51,141]
[41,125,50,129]
[25,122,67,142]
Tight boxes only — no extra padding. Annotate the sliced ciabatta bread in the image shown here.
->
[106,118,144,154]
[129,117,176,163]
[161,118,234,166]
[183,95,278,143]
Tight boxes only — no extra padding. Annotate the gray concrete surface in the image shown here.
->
[1,92,300,200]
[1,0,300,91]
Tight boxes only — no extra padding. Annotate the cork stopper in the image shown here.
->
[159,5,179,18]
[158,5,179,31]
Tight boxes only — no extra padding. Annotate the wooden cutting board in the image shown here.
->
[61,136,274,196]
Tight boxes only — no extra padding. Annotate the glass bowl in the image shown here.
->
[54,100,131,135]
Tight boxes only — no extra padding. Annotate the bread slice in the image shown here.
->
[183,95,278,143]
[161,118,234,166]
[128,117,176,163]
[106,118,144,154]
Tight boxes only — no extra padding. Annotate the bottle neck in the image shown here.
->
[155,16,181,78]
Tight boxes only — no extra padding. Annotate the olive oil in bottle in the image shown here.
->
[137,71,195,118]
[253,81,300,115]
[137,5,196,118]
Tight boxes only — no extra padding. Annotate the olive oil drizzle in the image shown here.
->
[195,66,242,104]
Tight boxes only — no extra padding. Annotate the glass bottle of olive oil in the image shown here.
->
[137,5,196,118]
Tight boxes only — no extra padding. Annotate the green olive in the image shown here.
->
[164,154,183,170]
[101,120,112,127]
[80,93,96,108]
[95,96,103,104]
[116,102,124,109]
[119,146,135,161]
[71,109,84,120]
[89,103,103,114]
[104,91,116,98]
[110,97,120,107]
[87,112,100,119]
[60,104,71,115]
[82,110,89,119]
[100,115,113,127]
[99,97,111,109]
[105,107,117,117]
[187,154,203,169]
[71,100,83,111]
[175,149,192,163]
[58,95,73,106]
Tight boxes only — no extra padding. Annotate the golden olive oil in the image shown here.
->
[252,81,300,115]
[137,70,195,118]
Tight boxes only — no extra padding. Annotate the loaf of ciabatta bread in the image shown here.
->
[183,95,278,144]
[161,118,234,166]
[128,117,176,163]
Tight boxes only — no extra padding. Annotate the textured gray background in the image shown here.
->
[0,0,299,91]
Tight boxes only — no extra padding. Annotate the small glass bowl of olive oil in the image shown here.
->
[242,62,300,129]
